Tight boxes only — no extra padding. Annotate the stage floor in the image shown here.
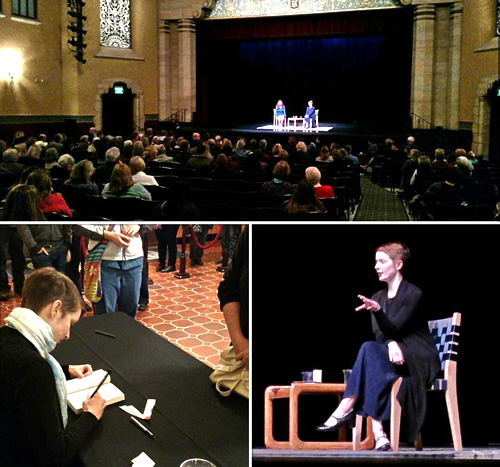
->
[253,447,500,465]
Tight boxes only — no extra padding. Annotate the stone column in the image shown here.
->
[432,6,450,128]
[178,18,196,122]
[447,1,463,130]
[158,20,171,121]
[411,3,436,127]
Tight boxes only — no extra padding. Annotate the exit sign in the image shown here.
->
[114,86,124,95]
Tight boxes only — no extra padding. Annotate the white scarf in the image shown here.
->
[5,307,68,427]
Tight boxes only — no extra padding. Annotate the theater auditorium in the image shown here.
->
[0,0,499,221]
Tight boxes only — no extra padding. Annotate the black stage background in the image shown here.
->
[252,224,500,452]
[197,8,413,134]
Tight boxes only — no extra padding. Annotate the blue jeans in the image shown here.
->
[94,257,143,319]
[31,247,68,273]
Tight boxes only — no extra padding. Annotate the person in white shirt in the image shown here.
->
[129,156,158,186]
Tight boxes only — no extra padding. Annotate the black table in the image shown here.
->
[53,313,248,467]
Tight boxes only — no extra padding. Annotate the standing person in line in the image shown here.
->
[189,224,209,266]
[303,100,316,129]
[155,224,180,273]
[72,225,143,319]
[0,267,106,466]
[316,242,440,451]
[217,227,249,368]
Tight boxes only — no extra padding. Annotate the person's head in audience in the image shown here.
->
[15,143,27,157]
[305,166,322,186]
[3,148,18,162]
[409,149,420,160]
[109,163,134,193]
[58,154,75,172]
[259,139,267,152]
[286,179,325,215]
[455,156,473,178]
[279,150,289,161]
[0,140,7,155]
[44,147,59,168]
[236,138,246,150]
[79,134,89,146]
[271,143,282,157]
[417,155,431,172]
[105,146,121,164]
[179,140,190,153]
[434,148,446,162]
[156,144,167,157]
[273,160,291,180]
[121,140,133,163]
[343,144,353,155]
[132,140,144,157]
[318,146,331,161]
[455,148,467,159]
[27,168,54,201]
[221,144,233,158]
[0,184,45,221]
[338,148,349,160]
[18,165,39,184]
[407,136,415,145]
[21,267,84,341]
[67,159,95,185]
[221,138,232,149]
[296,141,307,154]
[144,145,158,161]
[192,132,201,142]
[129,156,147,175]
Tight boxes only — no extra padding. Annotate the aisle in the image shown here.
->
[353,174,409,221]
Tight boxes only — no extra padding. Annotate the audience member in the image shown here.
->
[343,144,360,166]
[189,224,209,266]
[154,225,180,273]
[101,163,152,200]
[93,146,120,184]
[285,179,326,216]
[0,222,26,300]
[186,143,212,172]
[51,153,75,181]
[305,166,335,198]
[27,169,73,217]
[0,148,24,177]
[130,156,159,186]
[63,159,99,197]
[316,146,333,162]
[262,160,294,195]
[432,148,448,169]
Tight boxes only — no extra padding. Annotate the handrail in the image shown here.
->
[410,112,434,130]
[166,108,188,123]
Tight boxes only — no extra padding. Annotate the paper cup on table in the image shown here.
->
[180,459,216,467]
[312,369,322,383]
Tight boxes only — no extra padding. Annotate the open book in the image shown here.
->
[66,369,125,414]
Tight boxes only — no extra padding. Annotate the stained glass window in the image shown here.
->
[100,0,131,48]
[11,0,37,19]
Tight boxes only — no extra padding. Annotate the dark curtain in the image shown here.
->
[196,9,413,132]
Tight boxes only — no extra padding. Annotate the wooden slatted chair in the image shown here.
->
[354,312,462,452]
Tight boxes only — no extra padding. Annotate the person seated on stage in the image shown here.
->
[101,163,152,200]
[262,160,295,196]
[305,166,335,198]
[275,100,286,128]
[284,179,326,217]
[0,267,106,466]
[316,242,440,452]
[303,100,316,129]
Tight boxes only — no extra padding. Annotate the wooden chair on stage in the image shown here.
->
[304,109,319,131]
[273,108,285,130]
[264,382,374,451]
[353,312,463,452]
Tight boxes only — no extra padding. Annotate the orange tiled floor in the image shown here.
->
[0,237,230,369]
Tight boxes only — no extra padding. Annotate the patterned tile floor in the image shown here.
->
[0,230,230,369]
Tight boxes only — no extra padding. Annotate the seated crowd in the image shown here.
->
[0,128,498,221]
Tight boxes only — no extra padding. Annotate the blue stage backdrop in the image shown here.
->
[197,9,413,132]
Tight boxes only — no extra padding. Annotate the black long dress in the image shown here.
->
[344,280,440,442]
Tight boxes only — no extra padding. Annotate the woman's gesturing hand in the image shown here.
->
[388,341,405,365]
[355,295,381,312]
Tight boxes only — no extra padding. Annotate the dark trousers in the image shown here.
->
[220,225,242,259]
[189,225,208,262]
[155,225,179,266]
[0,227,26,294]
[66,235,83,293]
[31,246,68,273]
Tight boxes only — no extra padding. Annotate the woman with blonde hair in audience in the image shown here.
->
[0,184,46,221]
[101,163,152,200]
[129,156,158,186]
[432,148,448,169]
[27,169,73,217]
[63,159,99,197]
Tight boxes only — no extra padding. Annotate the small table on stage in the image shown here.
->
[53,313,248,467]
[287,117,305,130]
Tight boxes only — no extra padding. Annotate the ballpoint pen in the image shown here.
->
[130,416,155,439]
[90,370,111,398]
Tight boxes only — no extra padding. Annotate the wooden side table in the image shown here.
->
[287,117,305,130]
[264,382,375,451]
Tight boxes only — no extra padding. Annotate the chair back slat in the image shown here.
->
[428,312,461,370]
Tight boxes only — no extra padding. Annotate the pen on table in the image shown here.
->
[90,370,111,398]
[130,416,155,439]
[95,330,116,338]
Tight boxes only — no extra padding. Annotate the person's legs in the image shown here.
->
[66,235,83,293]
[116,262,143,319]
[0,229,10,299]
[165,225,179,268]
[94,262,121,315]
[138,259,149,310]
[155,228,167,270]
[50,247,68,273]
[9,230,26,295]
[31,251,53,269]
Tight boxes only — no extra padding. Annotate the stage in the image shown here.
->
[252,447,500,465]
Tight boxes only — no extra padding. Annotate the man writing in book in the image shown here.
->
[0,267,106,466]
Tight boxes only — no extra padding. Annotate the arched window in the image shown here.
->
[100,0,131,48]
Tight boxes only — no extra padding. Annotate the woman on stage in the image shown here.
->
[275,100,286,129]
[316,242,440,451]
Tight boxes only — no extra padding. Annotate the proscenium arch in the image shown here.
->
[94,78,145,133]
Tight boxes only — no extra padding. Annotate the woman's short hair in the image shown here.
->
[376,242,410,264]
[129,156,146,175]
[27,168,53,200]
[21,267,83,315]
[273,160,290,178]
[305,166,321,184]
[109,163,134,192]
